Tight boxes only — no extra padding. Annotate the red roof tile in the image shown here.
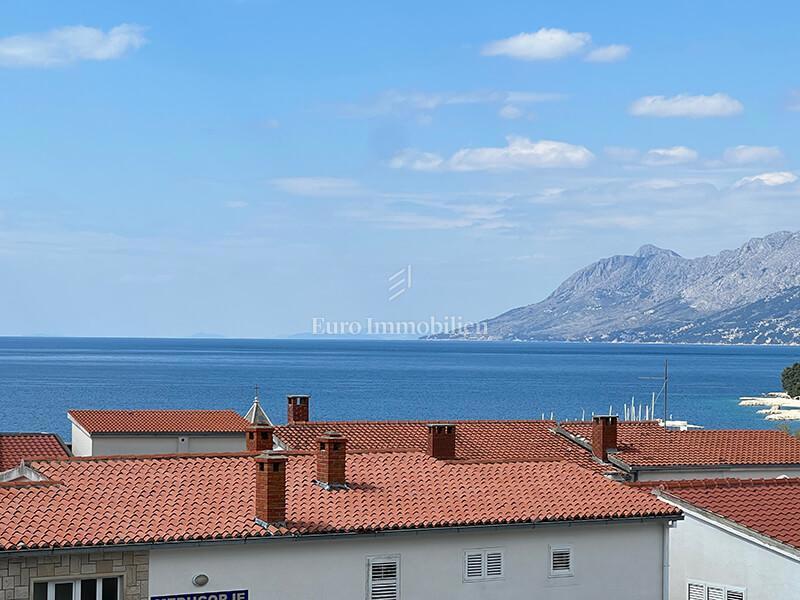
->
[274,420,604,470]
[0,434,69,471]
[0,452,678,551]
[559,421,800,468]
[660,478,800,549]
[68,410,249,434]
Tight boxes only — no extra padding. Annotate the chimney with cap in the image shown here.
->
[246,424,274,452]
[427,424,456,459]
[591,415,618,462]
[287,395,310,423]
[316,431,347,488]
[255,451,287,524]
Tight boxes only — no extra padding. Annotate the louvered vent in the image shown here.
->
[485,551,503,578]
[688,583,705,600]
[726,591,745,600]
[464,552,483,580]
[368,558,399,600]
[707,586,725,600]
[550,546,572,576]
[463,548,504,582]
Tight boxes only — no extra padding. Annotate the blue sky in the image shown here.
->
[1,0,799,337]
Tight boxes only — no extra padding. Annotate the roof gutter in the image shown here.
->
[0,514,681,558]
[87,431,245,438]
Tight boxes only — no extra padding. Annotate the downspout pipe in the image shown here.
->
[662,520,671,600]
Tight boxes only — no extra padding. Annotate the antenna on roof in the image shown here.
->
[639,359,669,423]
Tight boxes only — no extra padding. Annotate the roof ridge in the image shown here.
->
[662,477,800,491]
[276,419,555,426]
[28,451,256,464]
[68,409,242,414]
[0,432,62,437]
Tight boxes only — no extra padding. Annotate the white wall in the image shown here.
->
[636,466,800,481]
[89,435,245,456]
[669,510,800,599]
[70,424,93,457]
[150,521,667,600]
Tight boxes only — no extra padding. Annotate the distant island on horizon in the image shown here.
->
[431,230,800,345]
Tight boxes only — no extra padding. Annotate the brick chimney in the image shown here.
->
[316,431,347,488]
[255,451,287,524]
[427,424,456,459]
[246,424,274,452]
[287,395,310,423]
[591,415,618,462]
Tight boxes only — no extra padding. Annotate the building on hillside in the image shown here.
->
[0,432,70,474]
[555,418,800,481]
[655,478,800,599]
[0,423,680,600]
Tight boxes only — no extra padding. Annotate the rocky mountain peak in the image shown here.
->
[435,231,800,345]
[633,244,681,259]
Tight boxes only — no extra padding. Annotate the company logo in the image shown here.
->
[388,265,412,301]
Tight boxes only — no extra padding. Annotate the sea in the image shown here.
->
[1,337,798,439]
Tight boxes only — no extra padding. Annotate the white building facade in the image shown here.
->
[151,520,671,600]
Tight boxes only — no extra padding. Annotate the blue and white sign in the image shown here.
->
[152,590,248,600]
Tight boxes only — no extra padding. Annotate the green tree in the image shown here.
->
[777,423,800,438]
[782,362,800,398]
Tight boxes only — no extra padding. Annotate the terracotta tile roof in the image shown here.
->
[68,410,249,434]
[0,452,678,551]
[0,434,70,471]
[274,420,604,470]
[559,421,800,468]
[659,478,800,549]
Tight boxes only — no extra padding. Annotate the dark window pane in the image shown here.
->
[102,578,118,600]
[81,579,97,600]
[55,582,73,600]
[34,583,47,600]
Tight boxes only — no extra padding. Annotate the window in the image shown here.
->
[367,555,399,600]
[463,548,504,582]
[549,545,573,577]
[33,578,120,600]
[687,580,746,600]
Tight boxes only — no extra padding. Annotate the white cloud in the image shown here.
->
[482,28,590,61]
[347,90,564,117]
[630,93,743,118]
[390,136,594,172]
[585,44,630,63]
[270,177,366,197]
[498,105,523,119]
[630,179,684,190]
[734,171,798,188]
[642,146,699,166]
[0,24,146,68]
[388,150,445,172]
[723,145,782,165]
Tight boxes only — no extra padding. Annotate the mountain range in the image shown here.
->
[436,231,800,344]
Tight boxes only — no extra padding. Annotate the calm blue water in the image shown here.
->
[0,337,798,438]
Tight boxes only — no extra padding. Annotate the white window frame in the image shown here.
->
[366,554,400,600]
[462,547,505,583]
[548,544,574,578]
[33,576,122,600]
[687,579,746,600]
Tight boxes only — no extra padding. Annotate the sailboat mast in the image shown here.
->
[664,359,669,422]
